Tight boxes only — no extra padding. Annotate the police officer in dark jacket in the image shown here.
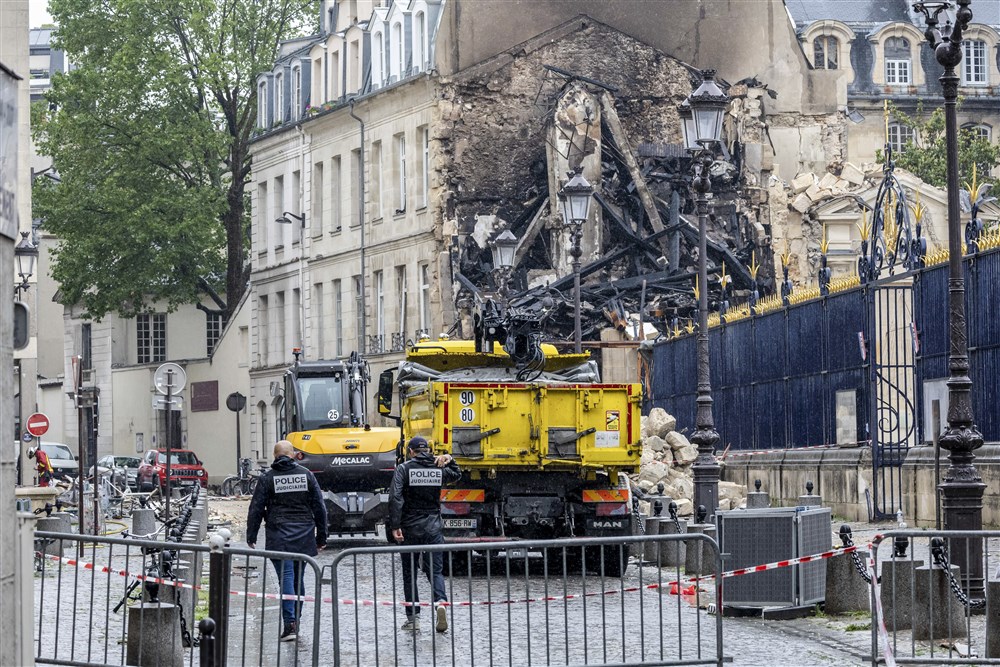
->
[247,440,328,641]
[388,436,461,633]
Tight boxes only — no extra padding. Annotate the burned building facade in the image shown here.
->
[248,0,850,443]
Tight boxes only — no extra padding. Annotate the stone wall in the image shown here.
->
[722,444,1000,528]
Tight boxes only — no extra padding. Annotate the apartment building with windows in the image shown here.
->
[786,0,1000,164]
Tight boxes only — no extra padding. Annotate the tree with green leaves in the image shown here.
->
[879,101,1000,192]
[33,0,313,320]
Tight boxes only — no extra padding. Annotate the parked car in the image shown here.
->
[136,449,208,492]
[91,455,141,491]
[38,442,79,479]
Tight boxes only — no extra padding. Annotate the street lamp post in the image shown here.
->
[912,0,985,601]
[276,211,307,357]
[14,230,38,297]
[558,171,594,353]
[681,69,729,518]
[490,228,518,303]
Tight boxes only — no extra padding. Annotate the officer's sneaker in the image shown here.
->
[435,603,448,632]
[401,615,419,632]
[279,621,297,642]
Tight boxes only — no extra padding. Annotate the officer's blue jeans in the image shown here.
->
[400,532,447,618]
[270,559,305,625]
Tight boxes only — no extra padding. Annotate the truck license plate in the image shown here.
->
[443,518,476,529]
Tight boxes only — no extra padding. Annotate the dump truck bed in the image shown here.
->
[404,381,641,472]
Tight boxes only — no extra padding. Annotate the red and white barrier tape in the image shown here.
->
[38,542,866,609]
[867,553,896,667]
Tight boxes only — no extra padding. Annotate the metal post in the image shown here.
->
[571,223,583,353]
[690,157,720,517]
[234,405,241,474]
[208,547,230,666]
[165,369,173,521]
[913,0,985,601]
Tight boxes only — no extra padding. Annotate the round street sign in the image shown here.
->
[226,392,247,412]
[153,362,187,395]
[25,412,50,438]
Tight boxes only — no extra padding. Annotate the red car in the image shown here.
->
[137,449,208,491]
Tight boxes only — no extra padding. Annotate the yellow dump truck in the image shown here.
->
[377,330,641,574]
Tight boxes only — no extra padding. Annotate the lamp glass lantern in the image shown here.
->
[14,231,37,283]
[558,171,594,224]
[681,69,729,149]
[490,229,518,270]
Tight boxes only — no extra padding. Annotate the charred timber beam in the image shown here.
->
[594,193,662,265]
[675,215,754,288]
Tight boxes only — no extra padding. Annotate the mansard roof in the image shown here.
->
[785,0,912,29]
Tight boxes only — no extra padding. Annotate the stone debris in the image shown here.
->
[632,408,747,516]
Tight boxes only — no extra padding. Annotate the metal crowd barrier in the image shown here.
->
[329,533,725,667]
[869,529,1000,666]
[33,530,323,667]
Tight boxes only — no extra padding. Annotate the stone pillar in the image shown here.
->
[684,523,716,576]
[824,548,871,614]
[879,558,925,631]
[798,481,821,507]
[987,580,1000,658]
[746,479,769,509]
[656,517,687,568]
[911,563,967,641]
[126,603,184,667]
[34,516,68,557]
[131,508,156,538]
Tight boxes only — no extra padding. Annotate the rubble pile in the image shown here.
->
[632,407,747,516]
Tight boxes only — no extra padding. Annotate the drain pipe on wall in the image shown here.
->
[348,99,367,351]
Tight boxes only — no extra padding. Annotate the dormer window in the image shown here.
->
[414,11,426,71]
[962,40,987,85]
[884,37,911,86]
[257,81,267,129]
[372,31,385,87]
[392,22,405,79]
[813,35,838,69]
[275,71,284,123]
[291,65,301,120]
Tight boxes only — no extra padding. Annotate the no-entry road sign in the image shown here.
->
[25,412,50,438]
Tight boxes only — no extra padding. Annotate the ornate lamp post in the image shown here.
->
[490,228,518,302]
[14,230,38,297]
[911,0,985,600]
[681,69,729,518]
[558,171,594,353]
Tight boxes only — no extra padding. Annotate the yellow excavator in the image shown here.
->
[278,350,399,535]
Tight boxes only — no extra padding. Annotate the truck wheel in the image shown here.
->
[586,544,628,578]
[441,551,470,577]
[543,546,584,576]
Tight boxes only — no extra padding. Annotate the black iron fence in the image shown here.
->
[650,246,1000,452]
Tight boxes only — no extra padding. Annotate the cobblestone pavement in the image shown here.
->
[31,500,999,666]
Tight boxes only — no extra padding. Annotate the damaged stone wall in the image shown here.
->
[432,18,784,344]
[433,21,693,321]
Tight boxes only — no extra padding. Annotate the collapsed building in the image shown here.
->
[247,0,852,446]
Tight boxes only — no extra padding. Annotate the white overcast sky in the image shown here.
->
[31,0,54,27]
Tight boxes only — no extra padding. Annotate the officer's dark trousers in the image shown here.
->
[270,559,305,625]
[400,532,447,618]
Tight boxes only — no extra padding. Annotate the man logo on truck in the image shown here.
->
[409,468,443,486]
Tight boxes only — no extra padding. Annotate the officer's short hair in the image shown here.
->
[407,436,430,452]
